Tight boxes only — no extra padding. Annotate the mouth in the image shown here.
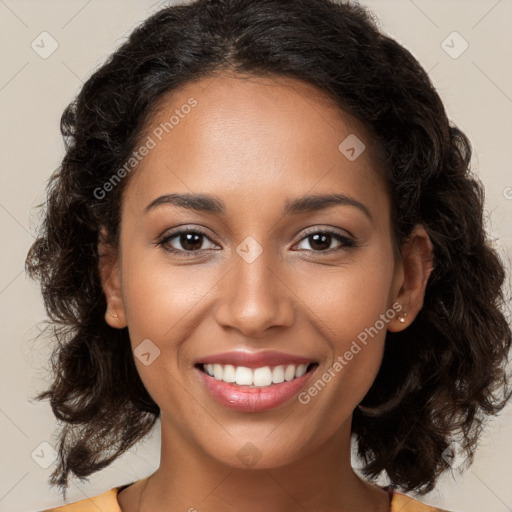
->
[195,361,319,388]
[193,354,319,412]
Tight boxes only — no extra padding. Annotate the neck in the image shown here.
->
[123,415,390,512]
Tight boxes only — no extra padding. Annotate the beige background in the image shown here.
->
[1,0,511,511]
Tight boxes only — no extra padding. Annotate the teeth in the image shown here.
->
[222,364,236,382]
[202,363,310,386]
[272,365,285,384]
[284,364,296,381]
[253,367,272,387]
[235,366,253,386]
[213,364,223,380]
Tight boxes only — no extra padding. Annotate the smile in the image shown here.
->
[200,362,316,387]
[194,352,319,412]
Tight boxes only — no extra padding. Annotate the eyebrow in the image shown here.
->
[144,192,373,221]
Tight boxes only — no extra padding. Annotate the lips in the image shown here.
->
[195,350,316,369]
[194,350,318,413]
[196,364,318,412]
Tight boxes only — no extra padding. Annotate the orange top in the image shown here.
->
[42,481,450,512]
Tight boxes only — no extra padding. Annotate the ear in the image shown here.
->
[387,224,434,332]
[98,227,127,328]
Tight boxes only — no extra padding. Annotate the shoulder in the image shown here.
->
[391,491,452,511]
[41,485,127,512]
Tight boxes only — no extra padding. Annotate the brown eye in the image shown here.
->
[295,229,355,253]
[157,229,218,255]
[176,232,204,251]
[307,233,333,251]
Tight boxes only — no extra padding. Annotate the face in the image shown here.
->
[100,73,431,470]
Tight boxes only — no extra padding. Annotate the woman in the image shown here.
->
[27,0,511,511]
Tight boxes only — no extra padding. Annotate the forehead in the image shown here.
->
[124,73,389,223]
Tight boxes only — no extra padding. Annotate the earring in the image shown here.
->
[398,312,407,323]
[110,311,119,319]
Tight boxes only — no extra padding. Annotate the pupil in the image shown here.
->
[310,233,331,250]
[181,233,202,251]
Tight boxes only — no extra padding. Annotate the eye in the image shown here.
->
[294,229,355,253]
[156,227,356,256]
[156,228,219,255]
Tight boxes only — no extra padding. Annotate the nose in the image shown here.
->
[214,246,295,338]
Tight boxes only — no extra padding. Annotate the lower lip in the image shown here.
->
[196,365,317,412]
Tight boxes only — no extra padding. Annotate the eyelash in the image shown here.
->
[155,227,356,256]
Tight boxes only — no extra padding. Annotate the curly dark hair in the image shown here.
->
[26,0,512,501]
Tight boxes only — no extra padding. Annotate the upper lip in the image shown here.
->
[196,350,317,369]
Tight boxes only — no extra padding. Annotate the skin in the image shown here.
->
[99,73,434,512]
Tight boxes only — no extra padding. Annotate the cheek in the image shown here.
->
[294,246,394,407]
[120,249,221,343]
[297,293,389,436]
[297,245,395,345]
[118,255,211,418]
